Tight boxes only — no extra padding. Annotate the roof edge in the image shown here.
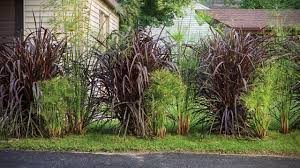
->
[195,9,300,31]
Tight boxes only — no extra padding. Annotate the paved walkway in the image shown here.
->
[0,150,299,168]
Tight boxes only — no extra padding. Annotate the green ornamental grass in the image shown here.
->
[146,70,187,137]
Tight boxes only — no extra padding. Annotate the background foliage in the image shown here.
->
[46,0,91,44]
[118,0,192,31]
[240,0,300,9]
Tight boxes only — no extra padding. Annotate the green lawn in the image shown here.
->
[1,130,300,156]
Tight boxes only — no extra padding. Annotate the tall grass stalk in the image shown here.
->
[268,23,300,133]
[242,63,276,138]
[274,59,298,134]
[47,0,103,135]
[38,77,75,137]
[146,70,187,137]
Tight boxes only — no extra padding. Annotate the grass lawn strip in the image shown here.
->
[0,130,299,156]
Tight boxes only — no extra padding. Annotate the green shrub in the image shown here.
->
[243,58,298,138]
[266,24,300,133]
[242,64,275,138]
[272,59,298,133]
[38,77,75,137]
[145,70,187,137]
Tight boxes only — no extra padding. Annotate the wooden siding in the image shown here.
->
[89,0,119,35]
[24,0,119,36]
[24,0,53,31]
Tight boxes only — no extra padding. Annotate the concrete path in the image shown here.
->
[0,150,299,168]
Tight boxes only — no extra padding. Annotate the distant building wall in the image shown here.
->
[151,3,212,43]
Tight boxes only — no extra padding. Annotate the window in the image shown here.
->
[99,11,109,36]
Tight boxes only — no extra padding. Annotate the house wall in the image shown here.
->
[24,0,52,31]
[89,0,119,34]
[24,0,119,35]
[0,0,23,43]
[152,3,212,43]
[0,0,15,42]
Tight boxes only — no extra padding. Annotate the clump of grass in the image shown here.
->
[38,77,75,137]
[273,59,298,134]
[145,69,187,137]
[243,57,298,138]
[196,30,266,136]
[242,63,275,138]
[0,24,66,138]
[93,29,174,137]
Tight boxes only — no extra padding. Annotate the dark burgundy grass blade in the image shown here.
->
[93,29,174,137]
[0,24,66,138]
[197,30,266,135]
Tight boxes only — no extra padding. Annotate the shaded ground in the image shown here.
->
[0,150,299,168]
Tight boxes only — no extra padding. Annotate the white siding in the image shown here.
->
[24,0,119,35]
[89,0,119,35]
[152,3,212,43]
[24,0,53,32]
